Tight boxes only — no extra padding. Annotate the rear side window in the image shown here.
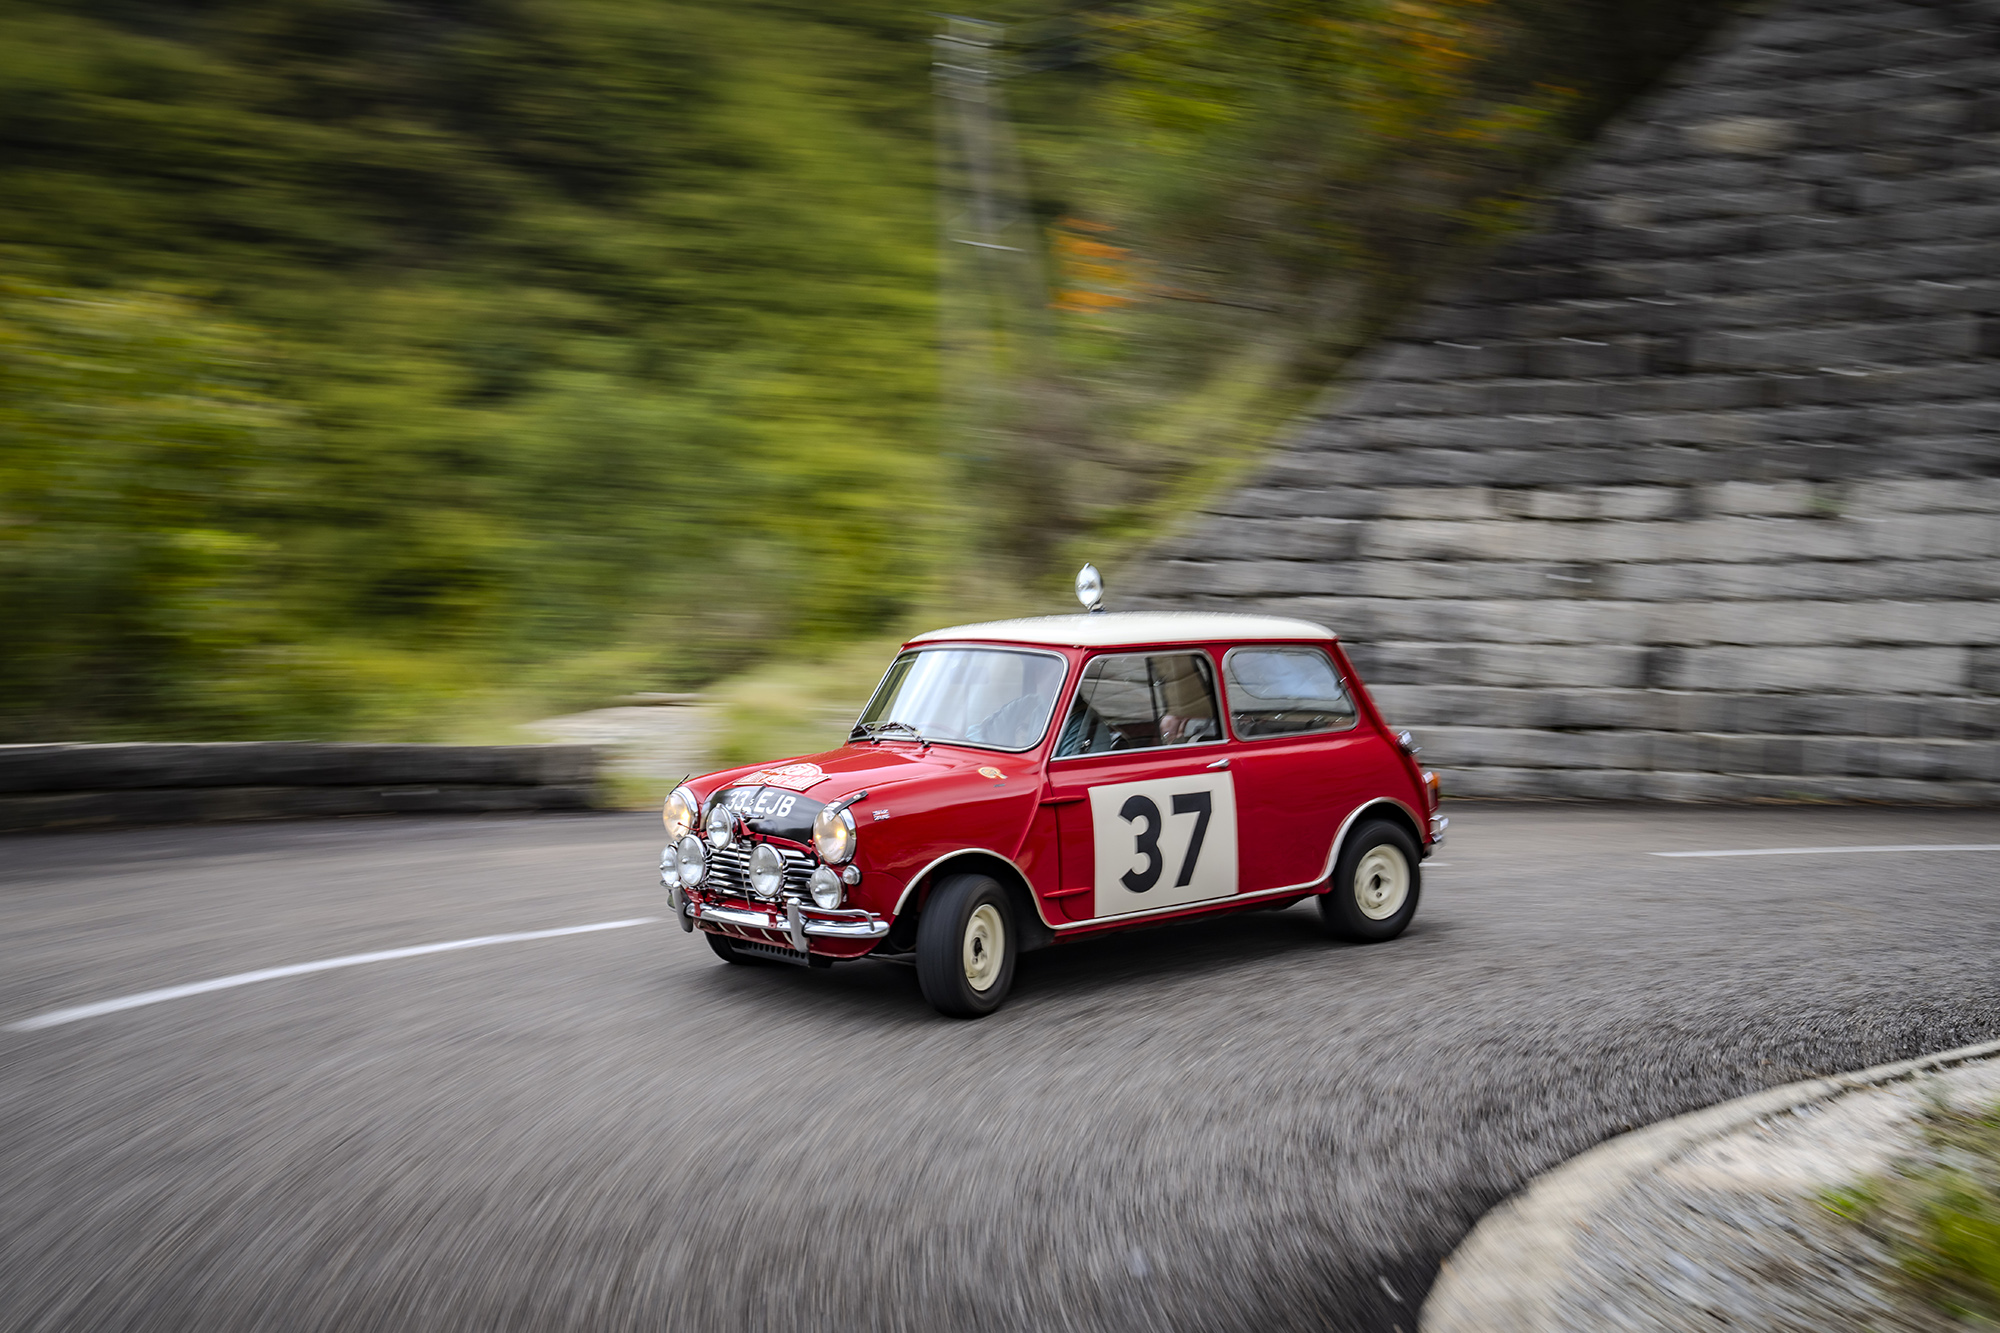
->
[1222,646,1355,739]
[1053,652,1223,757]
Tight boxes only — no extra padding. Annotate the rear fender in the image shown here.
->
[1322,798,1425,886]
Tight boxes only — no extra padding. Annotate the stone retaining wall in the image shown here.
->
[1133,0,2000,803]
[0,743,605,834]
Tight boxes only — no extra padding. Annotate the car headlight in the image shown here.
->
[664,785,700,840]
[676,834,707,888]
[808,864,844,909]
[812,804,857,865]
[749,843,785,898]
[659,842,680,885]
[705,803,735,850]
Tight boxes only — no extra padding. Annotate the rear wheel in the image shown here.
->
[1320,820,1421,943]
[916,873,1017,1018]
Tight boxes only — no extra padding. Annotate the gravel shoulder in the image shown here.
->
[1424,1045,2000,1333]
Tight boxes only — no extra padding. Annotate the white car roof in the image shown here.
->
[907,611,1336,649]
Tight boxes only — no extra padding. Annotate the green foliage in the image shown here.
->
[0,263,303,735]
[1832,1099,2000,1326]
[964,0,1728,573]
[0,0,945,739]
[708,634,914,770]
[1093,0,1573,309]
[0,0,1730,742]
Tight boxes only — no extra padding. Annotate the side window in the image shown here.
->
[1222,646,1355,740]
[1053,652,1223,757]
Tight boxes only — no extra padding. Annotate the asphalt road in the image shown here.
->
[3,804,1998,1333]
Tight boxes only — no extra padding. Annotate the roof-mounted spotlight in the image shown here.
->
[1075,563,1105,614]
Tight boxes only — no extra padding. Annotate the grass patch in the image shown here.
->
[1829,1096,2000,1327]
[600,769,677,814]
[697,570,1062,771]
[706,635,911,770]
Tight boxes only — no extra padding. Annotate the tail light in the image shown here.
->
[1422,770,1440,811]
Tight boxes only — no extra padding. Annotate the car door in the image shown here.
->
[1040,649,1239,923]
[1219,643,1374,894]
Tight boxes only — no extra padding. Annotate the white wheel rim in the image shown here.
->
[1354,846,1409,920]
[963,903,1004,992]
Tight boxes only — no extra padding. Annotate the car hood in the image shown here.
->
[696,742,1044,899]
[701,743,1011,805]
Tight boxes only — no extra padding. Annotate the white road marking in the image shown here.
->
[1654,845,2000,859]
[6,917,659,1032]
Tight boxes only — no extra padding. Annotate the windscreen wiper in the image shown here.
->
[851,719,928,745]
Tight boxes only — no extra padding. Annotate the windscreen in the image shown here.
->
[856,648,1067,751]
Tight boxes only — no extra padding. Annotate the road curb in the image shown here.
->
[1419,1034,2000,1333]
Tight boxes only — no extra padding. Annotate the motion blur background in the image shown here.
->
[0,0,1731,763]
[7,11,2000,1329]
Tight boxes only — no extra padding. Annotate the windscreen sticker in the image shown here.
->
[746,762,826,792]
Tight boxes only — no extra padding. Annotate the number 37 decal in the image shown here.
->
[1088,773,1239,919]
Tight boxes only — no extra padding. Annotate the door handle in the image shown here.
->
[1205,757,1230,770]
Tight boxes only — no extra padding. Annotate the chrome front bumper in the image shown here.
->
[692,897,889,952]
[662,847,886,952]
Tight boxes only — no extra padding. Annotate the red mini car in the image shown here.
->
[660,573,1444,1017]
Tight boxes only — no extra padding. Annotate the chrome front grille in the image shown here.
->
[706,842,815,900]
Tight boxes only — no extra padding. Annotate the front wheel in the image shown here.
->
[915,873,1017,1017]
[705,931,760,965]
[1320,820,1421,943]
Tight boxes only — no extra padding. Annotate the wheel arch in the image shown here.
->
[887,850,1055,953]
[1324,798,1425,883]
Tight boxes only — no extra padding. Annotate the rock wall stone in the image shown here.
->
[1131,0,2000,803]
[0,743,606,833]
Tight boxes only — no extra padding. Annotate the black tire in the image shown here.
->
[915,873,1017,1018]
[705,930,759,965]
[1320,819,1422,943]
